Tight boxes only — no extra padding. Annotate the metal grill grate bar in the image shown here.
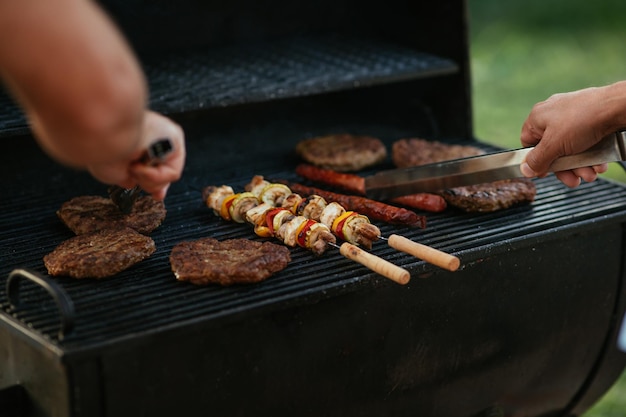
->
[3,171,626,349]
[0,35,457,135]
[2,122,626,350]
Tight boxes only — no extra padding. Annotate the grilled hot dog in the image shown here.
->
[295,164,446,212]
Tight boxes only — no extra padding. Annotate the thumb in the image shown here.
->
[520,131,564,177]
[520,148,542,178]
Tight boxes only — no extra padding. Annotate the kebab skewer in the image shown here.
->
[246,176,379,249]
[203,185,410,284]
[245,176,460,272]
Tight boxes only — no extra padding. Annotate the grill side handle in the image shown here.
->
[6,269,75,340]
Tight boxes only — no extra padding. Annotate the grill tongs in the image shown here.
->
[108,138,173,213]
[365,131,626,200]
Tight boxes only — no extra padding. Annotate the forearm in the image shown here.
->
[0,0,147,168]
[596,81,626,135]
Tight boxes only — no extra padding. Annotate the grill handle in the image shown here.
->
[337,242,410,285]
[6,268,75,340]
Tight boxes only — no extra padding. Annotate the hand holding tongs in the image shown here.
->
[108,138,173,213]
[365,131,626,200]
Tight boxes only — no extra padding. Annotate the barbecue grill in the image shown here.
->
[1,0,626,416]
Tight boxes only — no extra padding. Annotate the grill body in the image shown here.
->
[1,1,626,416]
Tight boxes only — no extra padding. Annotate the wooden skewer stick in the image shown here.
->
[329,241,410,285]
[383,234,460,272]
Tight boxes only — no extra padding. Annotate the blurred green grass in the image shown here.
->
[468,0,626,415]
[469,0,626,184]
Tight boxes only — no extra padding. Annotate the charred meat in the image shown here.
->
[57,195,166,235]
[296,134,387,171]
[440,179,537,212]
[44,227,156,279]
[170,237,291,286]
[392,137,484,168]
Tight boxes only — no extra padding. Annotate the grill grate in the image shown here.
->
[143,35,458,113]
[2,126,626,351]
[0,35,457,136]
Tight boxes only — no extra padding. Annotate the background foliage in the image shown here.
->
[468,1,626,415]
[469,0,626,183]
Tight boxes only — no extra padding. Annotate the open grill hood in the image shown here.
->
[1,0,626,416]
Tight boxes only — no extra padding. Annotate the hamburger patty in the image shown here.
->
[439,179,537,212]
[57,195,166,235]
[392,137,485,168]
[44,227,156,279]
[170,237,291,286]
[296,134,387,171]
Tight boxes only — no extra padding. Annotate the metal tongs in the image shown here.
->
[364,131,626,200]
[108,138,173,213]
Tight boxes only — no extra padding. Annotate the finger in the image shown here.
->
[555,170,582,188]
[116,178,138,190]
[520,160,538,178]
[148,184,169,201]
[520,121,544,148]
[87,164,136,189]
[130,162,181,197]
[520,159,552,178]
[133,155,183,183]
[521,148,552,177]
[593,163,608,174]
[135,182,167,200]
[571,166,598,183]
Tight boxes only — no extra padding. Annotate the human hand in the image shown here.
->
[88,110,186,200]
[519,85,618,187]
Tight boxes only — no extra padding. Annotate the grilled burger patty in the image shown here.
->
[440,179,537,212]
[296,134,387,171]
[44,227,156,279]
[170,237,291,286]
[57,195,166,235]
[392,137,485,168]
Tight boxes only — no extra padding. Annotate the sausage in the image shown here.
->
[283,181,426,228]
[295,163,447,212]
[388,194,447,213]
[295,164,365,195]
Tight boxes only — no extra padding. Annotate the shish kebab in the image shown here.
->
[245,175,460,272]
[202,185,411,285]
